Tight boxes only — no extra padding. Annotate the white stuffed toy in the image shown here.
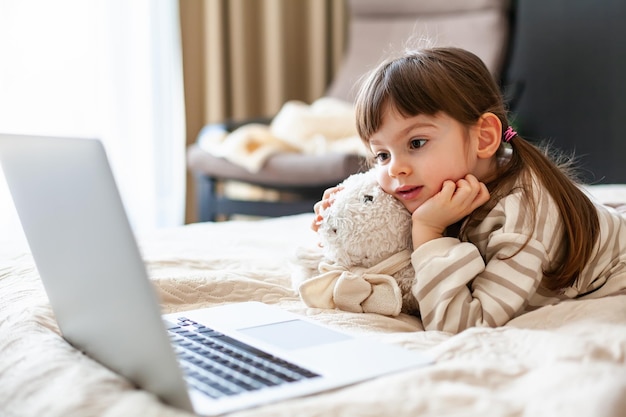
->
[292,169,419,316]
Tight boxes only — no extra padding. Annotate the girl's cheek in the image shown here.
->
[375,166,389,186]
[378,180,395,196]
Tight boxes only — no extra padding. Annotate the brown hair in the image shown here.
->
[354,47,599,291]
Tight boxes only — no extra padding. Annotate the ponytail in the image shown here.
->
[465,137,599,291]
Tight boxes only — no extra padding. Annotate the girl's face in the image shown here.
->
[368,108,485,213]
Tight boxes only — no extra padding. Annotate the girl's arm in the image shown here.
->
[411,235,548,332]
[410,188,558,333]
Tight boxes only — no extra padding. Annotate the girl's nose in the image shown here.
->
[388,155,411,177]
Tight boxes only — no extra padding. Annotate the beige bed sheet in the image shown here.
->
[1,206,625,417]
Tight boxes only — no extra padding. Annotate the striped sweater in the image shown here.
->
[410,177,626,333]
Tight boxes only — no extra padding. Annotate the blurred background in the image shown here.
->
[0,0,346,242]
[2,0,624,243]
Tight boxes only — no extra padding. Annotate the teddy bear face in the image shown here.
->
[318,170,413,268]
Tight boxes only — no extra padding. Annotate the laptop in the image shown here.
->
[0,134,432,415]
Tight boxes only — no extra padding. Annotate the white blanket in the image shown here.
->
[1,191,626,416]
[198,97,366,172]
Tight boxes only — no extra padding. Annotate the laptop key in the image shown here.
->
[169,318,320,397]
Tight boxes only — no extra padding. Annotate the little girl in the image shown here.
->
[313,47,626,333]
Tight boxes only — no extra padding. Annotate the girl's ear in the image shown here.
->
[475,112,502,159]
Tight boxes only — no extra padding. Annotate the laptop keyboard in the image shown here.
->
[167,317,320,399]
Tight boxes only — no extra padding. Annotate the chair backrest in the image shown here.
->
[326,0,512,102]
[504,0,626,184]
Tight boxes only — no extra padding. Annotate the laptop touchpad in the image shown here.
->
[239,319,350,350]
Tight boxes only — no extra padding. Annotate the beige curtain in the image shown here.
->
[179,0,348,222]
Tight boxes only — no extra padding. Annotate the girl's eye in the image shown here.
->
[410,138,427,149]
[374,152,389,163]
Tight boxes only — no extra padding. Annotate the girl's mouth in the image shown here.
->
[395,185,422,200]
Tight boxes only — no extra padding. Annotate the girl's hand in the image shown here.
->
[411,174,489,248]
[311,186,343,232]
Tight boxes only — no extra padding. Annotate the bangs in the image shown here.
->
[355,48,491,141]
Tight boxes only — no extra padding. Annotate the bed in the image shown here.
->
[1,185,626,417]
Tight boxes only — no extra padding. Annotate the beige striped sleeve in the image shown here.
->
[410,185,559,333]
[410,235,548,332]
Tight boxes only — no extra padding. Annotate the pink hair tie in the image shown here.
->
[503,126,517,143]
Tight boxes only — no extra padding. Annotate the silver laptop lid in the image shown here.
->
[0,134,193,411]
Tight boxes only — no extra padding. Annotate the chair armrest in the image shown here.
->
[187,144,367,188]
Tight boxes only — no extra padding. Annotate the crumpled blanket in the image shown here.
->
[298,250,412,316]
[1,214,626,417]
[198,97,366,172]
